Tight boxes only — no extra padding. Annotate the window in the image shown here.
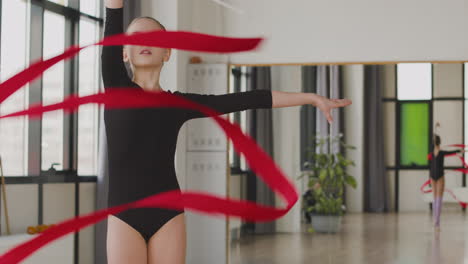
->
[0,0,29,176]
[397,63,432,100]
[41,10,65,171]
[0,1,103,176]
[0,0,102,256]
[80,0,101,17]
[399,102,430,166]
[78,19,100,176]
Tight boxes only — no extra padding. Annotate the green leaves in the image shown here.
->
[315,187,323,196]
[300,134,357,217]
[306,196,344,216]
[307,177,319,188]
[345,175,357,189]
[335,166,344,177]
[319,169,327,181]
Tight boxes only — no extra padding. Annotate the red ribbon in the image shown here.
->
[420,179,467,208]
[0,30,261,105]
[0,31,296,264]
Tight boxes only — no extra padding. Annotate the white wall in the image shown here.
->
[222,0,468,64]
[144,0,468,65]
[189,0,228,63]
[343,65,364,212]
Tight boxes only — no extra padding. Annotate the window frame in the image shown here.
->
[0,1,103,263]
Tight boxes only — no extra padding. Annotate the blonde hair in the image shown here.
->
[128,16,166,31]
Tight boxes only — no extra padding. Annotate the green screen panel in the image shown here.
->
[400,103,429,166]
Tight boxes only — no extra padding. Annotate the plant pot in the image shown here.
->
[309,214,342,233]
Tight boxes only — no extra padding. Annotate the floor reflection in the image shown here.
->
[231,210,468,264]
[427,231,441,264]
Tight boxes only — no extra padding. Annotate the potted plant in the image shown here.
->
[299,134,356,233]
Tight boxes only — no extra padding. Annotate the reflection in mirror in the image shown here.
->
[229,63,468,264]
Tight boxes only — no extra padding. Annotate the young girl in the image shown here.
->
[102,0,352,263]
[430,130,462,230]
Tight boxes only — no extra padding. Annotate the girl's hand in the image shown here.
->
[315,95,352,123]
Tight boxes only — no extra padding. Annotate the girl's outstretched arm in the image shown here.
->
[177,90,351,122]
[271,91,352,123]
[442,149,463,155]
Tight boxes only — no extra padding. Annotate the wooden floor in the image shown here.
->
[230,211,468,264]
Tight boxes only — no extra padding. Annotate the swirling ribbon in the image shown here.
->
[0,31,297,263]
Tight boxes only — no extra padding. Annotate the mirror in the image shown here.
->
[227,62,467,263]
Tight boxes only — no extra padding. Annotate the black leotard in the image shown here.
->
[429,150,461,181]
[101,7,272,242]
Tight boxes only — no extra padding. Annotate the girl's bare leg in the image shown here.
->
[147,213,186,264]
[107,215,148,264]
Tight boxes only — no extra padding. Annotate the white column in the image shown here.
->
[343,65,364,213]
[272,66,302,232]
